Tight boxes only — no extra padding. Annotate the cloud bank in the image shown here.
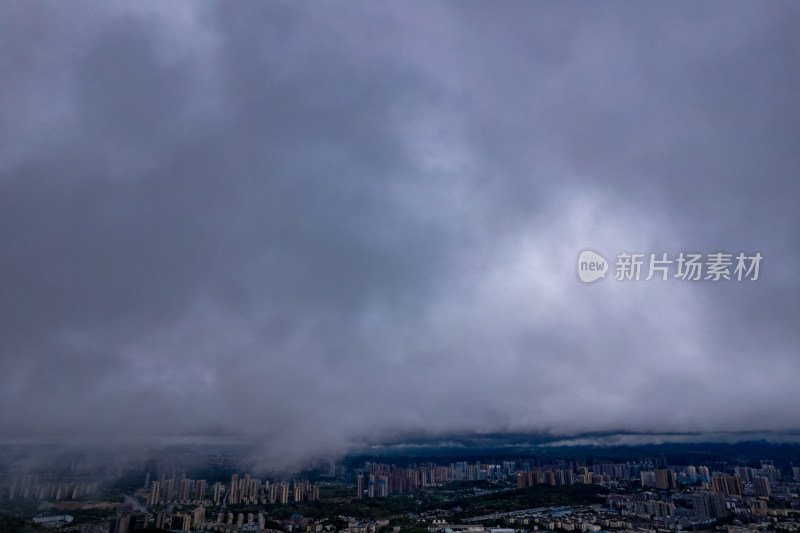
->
[1,1,799,468]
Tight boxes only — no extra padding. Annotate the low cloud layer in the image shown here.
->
[1,2,799,468]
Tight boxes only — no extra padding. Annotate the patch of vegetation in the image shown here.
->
[0,499,56,517]
[397,527,430,533]
[0,514,52,533]
[68,507,117,523]
[211,483,609,522]
[444,484,610,516]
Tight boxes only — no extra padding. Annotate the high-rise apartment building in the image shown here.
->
[712,475,742,497]
[148,481,160,506]
[249,478,260,504]
[213,482,221,505]
[163,478,175,503]
[736,467,754,483]
[230,475,239,505]
[655,469,676,490]
[178,479,191,503]
[171,513,191,531]
[192,506,205,526]
[294,482,305,502]
[753,476,771,498]
[692,492,727,519]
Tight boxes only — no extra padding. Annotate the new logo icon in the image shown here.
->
[578,250,608,283]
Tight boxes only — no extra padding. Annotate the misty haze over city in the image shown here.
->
[1,2,799,470]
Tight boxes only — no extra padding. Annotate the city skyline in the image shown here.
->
[3,439,800,532]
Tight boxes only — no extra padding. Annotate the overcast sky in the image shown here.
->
[1,1,799,468]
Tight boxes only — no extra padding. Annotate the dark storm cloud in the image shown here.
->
[1,1,799,467]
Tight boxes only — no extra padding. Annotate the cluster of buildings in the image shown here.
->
[355,461,598,498]
[226,475,319,506]
[206,511,323,533]
[517,467,598,488]
[96,508,323,533]
[579,464,797,530]
[355,462,458,497]
[7,475,99,501]
[429,515,609,533]
[352,459,731,499]
[145,474,320,507]
[428,494,800,533]
[148,477,207,506]
[352,459,800,533]
[8,453,800,533]
[351,459,800,506]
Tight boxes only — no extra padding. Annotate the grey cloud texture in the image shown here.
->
[1,1,799,468]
